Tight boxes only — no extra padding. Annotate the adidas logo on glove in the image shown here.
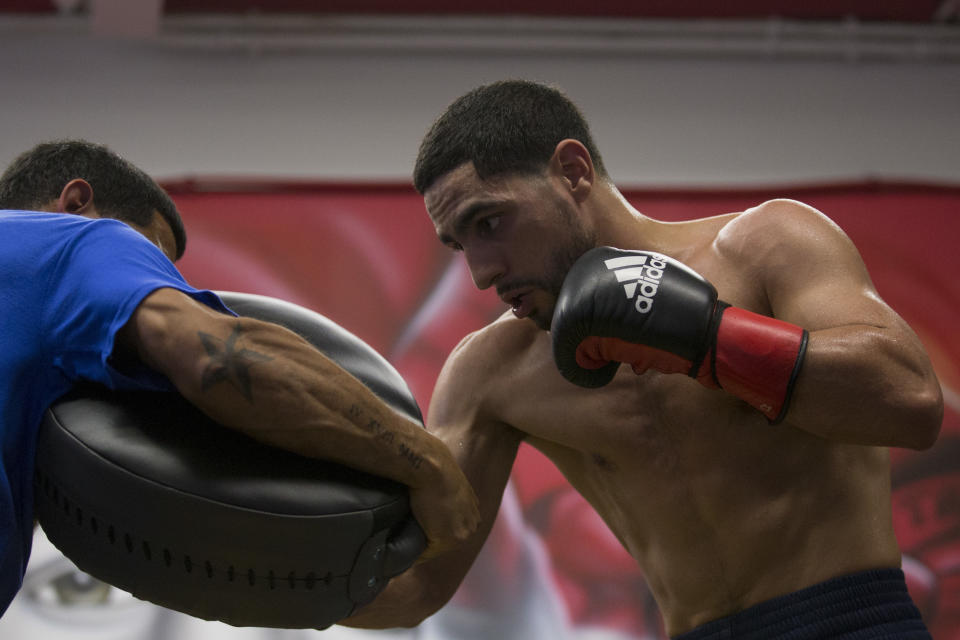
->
[603,253,668,314]
[553,245,809,423]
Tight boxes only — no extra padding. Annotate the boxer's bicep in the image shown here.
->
[759,204,933,377]
[428,332,524,517]
[419,333,525,601]
[740,201,942,446]
[757,203,889,331]
[338,338,504,628]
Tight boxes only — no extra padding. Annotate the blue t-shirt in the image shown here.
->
[0,211,231,615]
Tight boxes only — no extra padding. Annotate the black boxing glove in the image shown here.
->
[551,247,808,424]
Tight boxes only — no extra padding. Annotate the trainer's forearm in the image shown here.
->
[127,291,447,489]
[190,321,446,486]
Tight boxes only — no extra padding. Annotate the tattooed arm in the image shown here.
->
[115,287,480,558]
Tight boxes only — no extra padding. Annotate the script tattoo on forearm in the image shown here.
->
[397,443,424,470]
[349,404,423,470]
[198,324,273,401]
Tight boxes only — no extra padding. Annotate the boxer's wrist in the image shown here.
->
[703,305,808,424]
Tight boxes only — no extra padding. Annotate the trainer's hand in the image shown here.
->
[409,449,480,561]
[551,247,807,424]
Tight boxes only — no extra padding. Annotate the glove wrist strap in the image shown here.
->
[709,306,808,424]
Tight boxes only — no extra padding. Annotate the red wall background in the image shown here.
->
[167,180,960,638]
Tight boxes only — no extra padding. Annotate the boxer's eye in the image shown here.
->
[476,215,500,237]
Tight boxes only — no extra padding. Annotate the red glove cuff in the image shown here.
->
[573,306,807,424]
[707,305,808,424]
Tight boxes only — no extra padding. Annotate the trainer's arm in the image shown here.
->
[116,287,479,556]
[739,199,943,449]
[341,330,525,628]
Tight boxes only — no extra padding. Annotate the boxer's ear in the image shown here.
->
[551,139,594,203]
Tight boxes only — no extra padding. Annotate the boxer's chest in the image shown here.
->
[496,318,765,480]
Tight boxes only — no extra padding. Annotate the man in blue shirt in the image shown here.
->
[0,140,479,616]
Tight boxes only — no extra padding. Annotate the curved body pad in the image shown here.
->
[34,291,425,628]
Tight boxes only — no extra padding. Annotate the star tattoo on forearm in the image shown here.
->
[198,324,273,401]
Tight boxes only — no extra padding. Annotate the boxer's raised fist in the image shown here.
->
[551,247,807,424]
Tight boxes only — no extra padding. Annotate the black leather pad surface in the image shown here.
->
[34,292,426,628]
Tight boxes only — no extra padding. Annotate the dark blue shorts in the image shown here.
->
[672,568,931,640]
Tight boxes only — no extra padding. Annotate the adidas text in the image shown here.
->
[603,254,668,314]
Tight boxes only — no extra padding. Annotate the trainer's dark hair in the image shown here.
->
[413,79,608,194]
[0,140,186,259]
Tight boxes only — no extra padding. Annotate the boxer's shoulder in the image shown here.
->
[438,312,545,393]
[715,199,834,256]
[696,199,838,287]
[430,313,544,435]
[446,312,541,369]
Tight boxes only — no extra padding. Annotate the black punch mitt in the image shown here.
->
[33,292,426,628]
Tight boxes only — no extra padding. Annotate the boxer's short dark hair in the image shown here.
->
[413,79,608,194]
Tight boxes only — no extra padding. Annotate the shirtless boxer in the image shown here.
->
[343,80,944,638]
